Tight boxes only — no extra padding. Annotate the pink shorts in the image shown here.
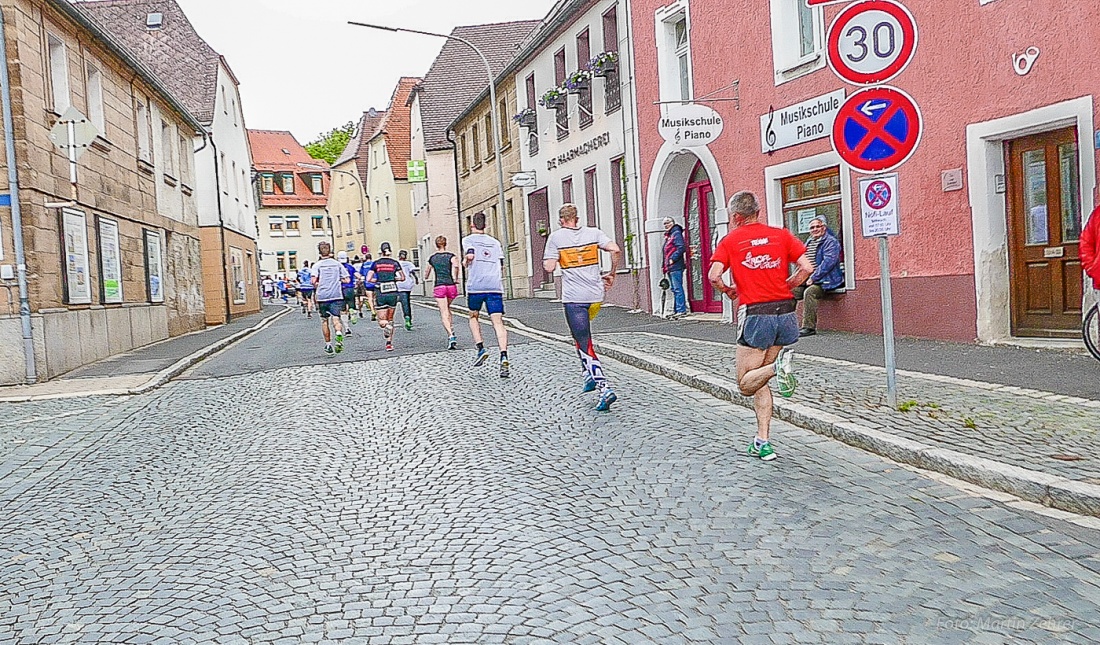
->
[433,284,458,300]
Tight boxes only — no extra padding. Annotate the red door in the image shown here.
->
[684,163,722,313]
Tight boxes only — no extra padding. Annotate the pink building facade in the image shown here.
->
[629,0,1098,343]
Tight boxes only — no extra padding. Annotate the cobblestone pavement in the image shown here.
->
[2,314,1100,643]
[595,332,1100,485]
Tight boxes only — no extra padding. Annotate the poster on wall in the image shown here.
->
[144,229,164,303]
[230,247,246,304]
[98,218,123,303]
[62,208,91,304]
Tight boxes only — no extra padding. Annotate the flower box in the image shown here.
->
[513,108,537,128]
[564,69,592,94]
[539,87,566,110]
[588,51,619,78]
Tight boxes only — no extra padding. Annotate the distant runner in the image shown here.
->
[707,190,812,461]
[297,261,315,317]
[311,241,351,356]
[462,212,509,378]
[425,236,460,350]
[543,204,622,411]
[397,249,419,330]
[361,254,378,321]
[365,242,405,352]
[338,251,358,334]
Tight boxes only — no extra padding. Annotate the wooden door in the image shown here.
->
[528,189,551,288]
[1007,128,1084,337]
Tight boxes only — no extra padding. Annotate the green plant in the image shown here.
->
[538,87,566,108]
[963,417,977,430]
[305,120,355,164]
[898,400,918,412]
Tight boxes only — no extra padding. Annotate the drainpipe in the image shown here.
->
[447,128,466,286]
[206,132,232,324]
[0,8,37,383]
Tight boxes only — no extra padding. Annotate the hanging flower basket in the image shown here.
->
[564,69,592,94]
[588,51,619,78]
[513,108,537,128]
[538,87,566,110]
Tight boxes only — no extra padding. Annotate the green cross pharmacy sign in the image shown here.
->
[407,160,427,183]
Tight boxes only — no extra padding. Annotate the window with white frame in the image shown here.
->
[281,173,295,193]
[655,3,692,103]
[178,135,190,184]
[261,173,274,194]
[770,0,825,84]
[160,120,176,177]
[47,34,70,113]
[86,62,105,133]
[310,174,323,194]
[136,97,151,162]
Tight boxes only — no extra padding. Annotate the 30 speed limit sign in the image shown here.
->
[827,0,918,86]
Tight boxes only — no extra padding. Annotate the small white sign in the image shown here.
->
[859,174,900,238]
[659,104,724,148]
[761,89,845,153]
[797,208,818,234]
[511,172,537,188]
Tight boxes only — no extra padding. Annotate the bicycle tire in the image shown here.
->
[1085,303,1100,362]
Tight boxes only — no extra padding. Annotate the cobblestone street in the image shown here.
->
[2,311,1099,644]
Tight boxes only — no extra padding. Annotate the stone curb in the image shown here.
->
[454,305,1100,519]
[0,307,292,403]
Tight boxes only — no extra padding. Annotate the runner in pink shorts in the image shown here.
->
[424,235,461,350]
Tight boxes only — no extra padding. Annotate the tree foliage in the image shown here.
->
[305,121,355,164]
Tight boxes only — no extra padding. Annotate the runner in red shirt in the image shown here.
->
[708,191,814,461]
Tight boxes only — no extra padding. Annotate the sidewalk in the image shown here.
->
[0,305,289,402]
[485,298,1100,517]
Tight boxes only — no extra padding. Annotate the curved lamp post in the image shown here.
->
[348,21,514,299]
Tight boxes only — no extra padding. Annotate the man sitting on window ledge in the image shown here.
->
[793,218,843,336]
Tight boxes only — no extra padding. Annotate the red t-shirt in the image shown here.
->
[710,222,807,305]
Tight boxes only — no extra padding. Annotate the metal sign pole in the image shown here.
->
[66,120,78,198]
[877,235,898,409]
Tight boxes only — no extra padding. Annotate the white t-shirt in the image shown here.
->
[397,260,417,291]
[311,258,349,302]
[544,226,613,304]
[462,233,504,294]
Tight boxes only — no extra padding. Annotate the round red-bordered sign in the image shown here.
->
[827,0,918,86]
[831,86,923,174]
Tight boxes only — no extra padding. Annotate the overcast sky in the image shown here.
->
[174,0,557,145]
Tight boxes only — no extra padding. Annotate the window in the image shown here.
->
[286,217,300,235]
[336,214,342,236]
[86,62,105,133]
[373,149,379,168]
[584,167,598,227]
[577,30,593,129]
[136,98,151,163]
[47,34,70,112]
[770,0,824,84]
[357,209,365,231]
[269,216,284,235]
[554,48,568,139]
[562,176,574,205]
[498,98,510,147]
[311,215,325,232]
[230,247,246,304]
[674,18,690,101]
[375,199,381,224]
[484,114,494,158]
[276,251,286,271]
[610,157,626,255]
[781,166,843,255]
[525,73,539,156]
[460,133,469,173]
[506,198,518,245]
[385,195,391,220]
[471,123,481,166]
[281,173,295,193]
[178,135,190,184]
[602,8,622,113]
[230,161,237,198]
[310,174,323,194]
[261,173,274,194]
[220,152,228,193]
[160,121,175,177]
[144,230,164,303]
[288,251,298,271]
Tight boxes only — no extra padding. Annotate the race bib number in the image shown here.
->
[379,282,398,293]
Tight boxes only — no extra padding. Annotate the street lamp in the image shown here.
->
[298,162,367,254]
[348,21,514,299]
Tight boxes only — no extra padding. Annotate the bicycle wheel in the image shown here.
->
[1085,304,1100,362]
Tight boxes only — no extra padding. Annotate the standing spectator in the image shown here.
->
[662,217,688,318]
[396,250,419,330]
[262,276,274,302]
[1082,203,1100,292]
[793,218,844,336]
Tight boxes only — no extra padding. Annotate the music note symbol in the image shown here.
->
[765,107,777,151]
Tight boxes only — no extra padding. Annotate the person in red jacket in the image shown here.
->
[1082,204,1100,290]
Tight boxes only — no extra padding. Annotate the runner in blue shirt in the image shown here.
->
[337,251,358,334]
[297,262,315,317]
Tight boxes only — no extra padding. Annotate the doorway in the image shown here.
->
[1006,127,1083,337]
[684,162,722,313]
[528,188,551,289]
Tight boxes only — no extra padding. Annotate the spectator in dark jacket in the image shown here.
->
[793,218,844,336]
[662,217,688,317]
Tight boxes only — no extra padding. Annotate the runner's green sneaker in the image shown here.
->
[334,332,344,353]
[748,440,777,461]
[776,347,796,398]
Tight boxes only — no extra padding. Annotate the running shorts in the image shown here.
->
[318,300,343,319]
[737,300,799,350]
[342,288,356,310]
[467,292,504,315]
[299,287,315,299]
[433,284,458,300]
[376,293,399,310]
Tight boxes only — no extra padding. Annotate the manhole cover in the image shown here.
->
[1050,454,1085,462]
